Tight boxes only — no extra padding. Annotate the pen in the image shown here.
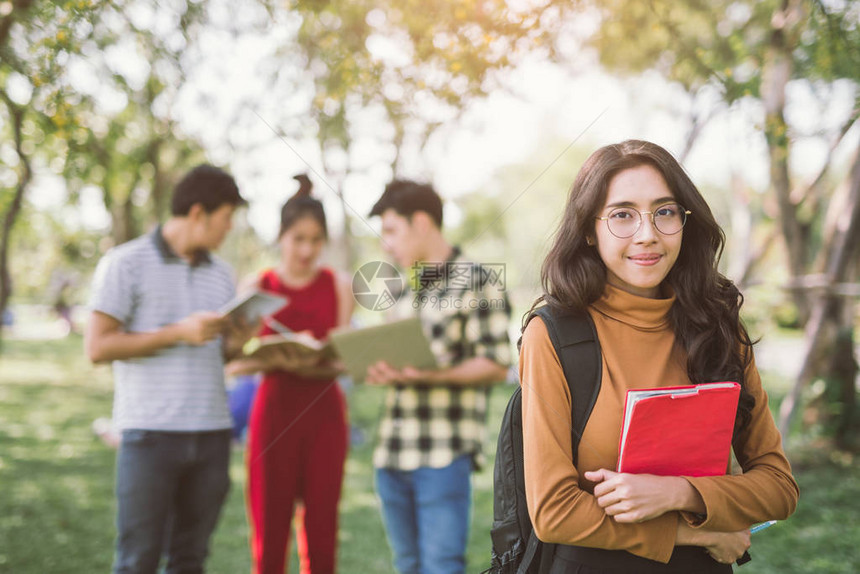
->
[750,520,777,534]
[737,521,778,566]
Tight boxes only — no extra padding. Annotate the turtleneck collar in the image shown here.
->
[590,282,675,331]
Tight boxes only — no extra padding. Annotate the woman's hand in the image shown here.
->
[702,529,751,565]
[585,469,692,523]
[676,518,751,565]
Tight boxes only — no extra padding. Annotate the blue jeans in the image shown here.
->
[113,429,232,574]
[375,455,472,574]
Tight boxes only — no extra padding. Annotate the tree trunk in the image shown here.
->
[778,141,860,441]
[148,139,169,225]
[108,169,143,245]
[110,195,138,246]
[319,144,355,272]
[761,0,810,325]
[390,123,404,178]
[334,179,355,271]
[677,101,713,165]
[829,300,858,449]
[0,100,32,351]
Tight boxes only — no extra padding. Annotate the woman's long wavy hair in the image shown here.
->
[528,140,755,436]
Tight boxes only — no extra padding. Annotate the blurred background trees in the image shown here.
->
[1,0,858,447]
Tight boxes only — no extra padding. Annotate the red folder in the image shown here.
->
[616,382,741,477]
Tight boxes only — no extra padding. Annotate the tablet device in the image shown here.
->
[329,317,437,382]
[219,290,289,324]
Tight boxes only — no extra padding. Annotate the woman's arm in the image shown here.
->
[579,353,798,531]
[520,317,679,564]
[584,469,705,523]
[681,354,799,531]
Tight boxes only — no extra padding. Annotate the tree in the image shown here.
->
[0,0,107,348]
[60,0,211,245]
[1,0,219,350]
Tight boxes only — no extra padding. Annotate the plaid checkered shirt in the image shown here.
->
[372,246,513,471]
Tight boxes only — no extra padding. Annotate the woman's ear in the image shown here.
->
[586,236,595,246]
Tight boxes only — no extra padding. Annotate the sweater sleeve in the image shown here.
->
[683,353,799,531]
[520,317,679,563]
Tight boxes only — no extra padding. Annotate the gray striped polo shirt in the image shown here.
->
[89,227,236,432]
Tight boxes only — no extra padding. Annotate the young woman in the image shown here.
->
[520,140,799,573]
[229,176,354,574]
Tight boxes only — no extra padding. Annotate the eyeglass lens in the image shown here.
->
[607,204,687,238]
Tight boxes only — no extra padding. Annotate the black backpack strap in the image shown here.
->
[516,531,541,574]
[529,306,602,465]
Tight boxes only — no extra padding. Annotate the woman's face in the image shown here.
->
[592,164,683,299]
[278,216,326,275]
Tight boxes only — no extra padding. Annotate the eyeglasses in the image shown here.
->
[596,203,691,238]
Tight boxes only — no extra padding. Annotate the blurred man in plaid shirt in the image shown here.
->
[366,180,512,574]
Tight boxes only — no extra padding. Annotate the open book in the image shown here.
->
[616,382,741,477]
[241,317,334,360]
[242,332,335,360]
[219,289,289,324]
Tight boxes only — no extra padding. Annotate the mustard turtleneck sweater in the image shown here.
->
[519,284,799,563]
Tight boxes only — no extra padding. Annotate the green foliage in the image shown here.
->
[56,1,211,243]
[796,1,860,82]
[589,0,860,103]
[0,0,106,215]
[591,0,780,102]
[1,0,212,229]
[286,0,578,164]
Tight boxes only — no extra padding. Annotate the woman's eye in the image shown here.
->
[610,209,634,220]
[656,205,678,217]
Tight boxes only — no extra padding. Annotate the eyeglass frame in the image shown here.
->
[595,203,692,239]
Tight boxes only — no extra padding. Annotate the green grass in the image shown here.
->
[1,335,858,573]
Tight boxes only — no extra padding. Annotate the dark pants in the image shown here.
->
[549,545,733,574]
[113,429,232,574]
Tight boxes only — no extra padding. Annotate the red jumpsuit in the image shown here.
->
[246,268,349,574]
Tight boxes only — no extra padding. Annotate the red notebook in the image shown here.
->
[616,382,741,477]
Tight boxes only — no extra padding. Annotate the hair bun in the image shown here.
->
[292,174,313,198]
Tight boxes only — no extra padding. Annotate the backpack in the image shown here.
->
[485,306,602,574]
